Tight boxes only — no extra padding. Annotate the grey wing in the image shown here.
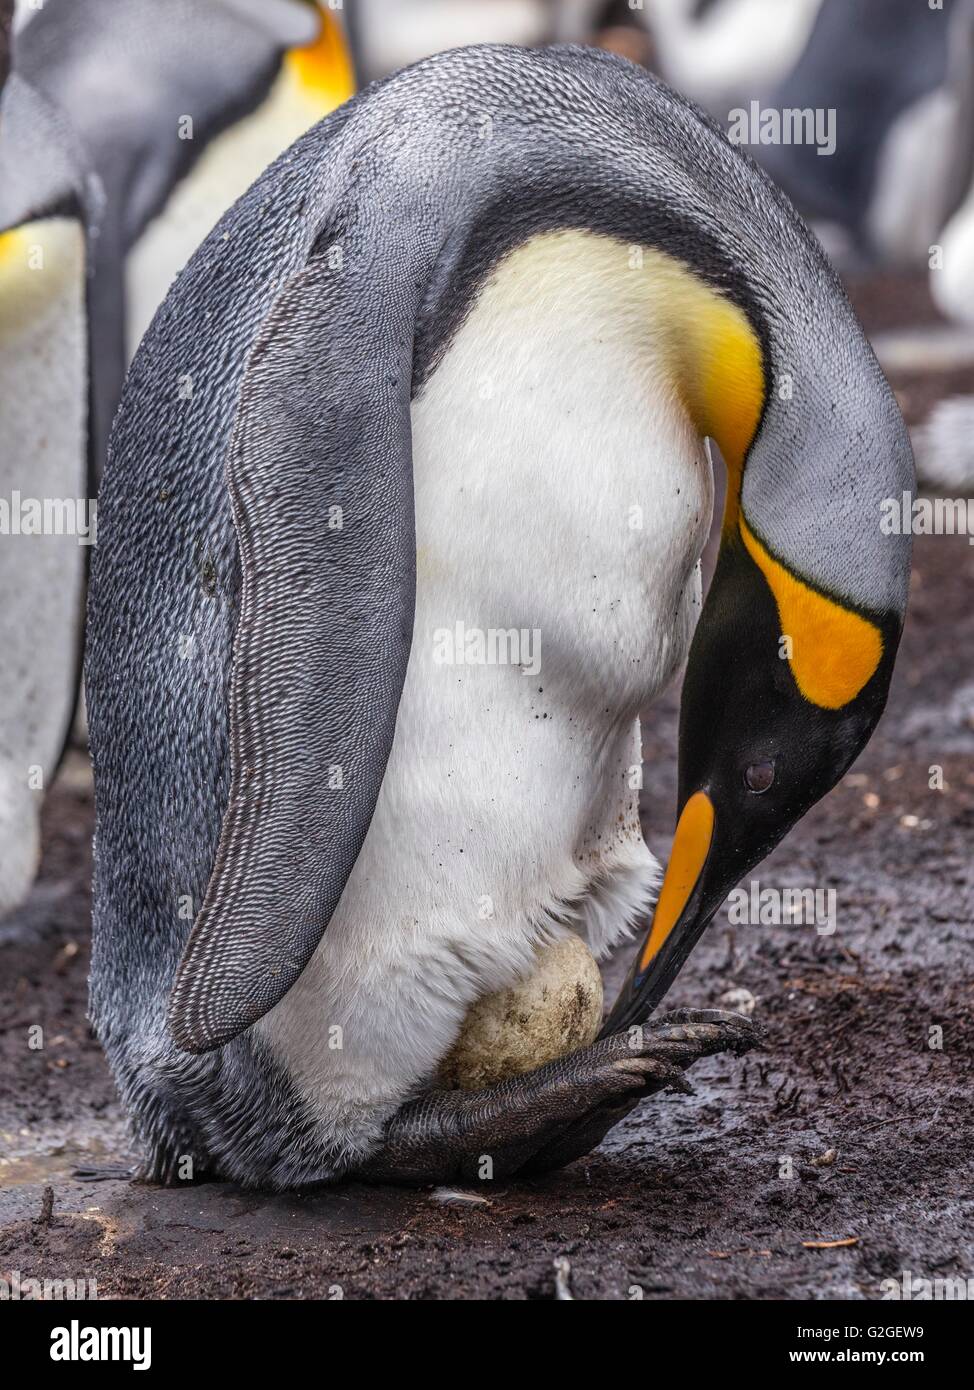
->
[168,252,416,1053]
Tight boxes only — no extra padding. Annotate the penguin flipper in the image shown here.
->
[168,254,416,1054]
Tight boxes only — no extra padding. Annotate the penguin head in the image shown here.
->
[683,545,893,826]
[605,252,913,1031]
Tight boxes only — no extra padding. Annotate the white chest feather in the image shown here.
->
[256,231,713,1162]
[0,219,87,914]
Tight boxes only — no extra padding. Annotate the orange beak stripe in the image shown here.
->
[638,791,715,974]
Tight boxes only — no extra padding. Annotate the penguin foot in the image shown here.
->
[355,1008,761,1185]
[71,1163,138,1183]
[522,1008,762,1174]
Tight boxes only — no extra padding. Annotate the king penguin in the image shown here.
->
[644,0,964,269]
[0,0,353,919]
[0,0,97,915]
[928,0,974,322]
[87,44,914,1189]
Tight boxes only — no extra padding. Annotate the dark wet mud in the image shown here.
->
[1,275,972,1299]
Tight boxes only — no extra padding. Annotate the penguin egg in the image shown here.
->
[438,935,604,1092]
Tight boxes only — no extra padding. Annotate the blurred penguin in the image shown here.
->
[0,0,353,918]
[14,0,354,474]
[930,0,974,321]
[640,0,824,115]
[643,0,963,270]
[758,0,962,267]
[349,0,614,82]
[0,0,98,913]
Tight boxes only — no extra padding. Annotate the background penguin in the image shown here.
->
[0,0,97,916]
[640,0,825,116]
[349,0,552,80]
[929,0,974,321]
[87,44,913,1189]
[753,0,961,266]
[0,0,353,919]
[348,0,607,83]
[13,0,355,476]
[643,0,963,269]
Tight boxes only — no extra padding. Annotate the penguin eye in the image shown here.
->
[744,760,775,794]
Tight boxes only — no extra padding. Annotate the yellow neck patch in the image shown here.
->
[0,228,27,270]
[285,4,355,109]
[662,265,764,534]
[634,245,881,710]
[0,221,84,323]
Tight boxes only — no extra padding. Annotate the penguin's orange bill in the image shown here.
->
[637,790,715,975]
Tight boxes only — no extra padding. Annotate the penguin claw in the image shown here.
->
[71,1163,137,1183]
[521,1007,762,1174]
[632,1007,766,1060]
[355,1007,762,1185]
[612,1055,695,1095]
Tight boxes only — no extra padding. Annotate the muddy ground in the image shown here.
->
[0,275,972,1300]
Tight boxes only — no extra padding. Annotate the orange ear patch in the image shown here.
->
[285,5,355,108]
[739,515,883,709]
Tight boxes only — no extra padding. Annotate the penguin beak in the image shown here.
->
[601,790,721,1034]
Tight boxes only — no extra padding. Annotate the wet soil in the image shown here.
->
[1,275,972,1299]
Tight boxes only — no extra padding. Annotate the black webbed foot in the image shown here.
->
[355,1008,761,1185]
